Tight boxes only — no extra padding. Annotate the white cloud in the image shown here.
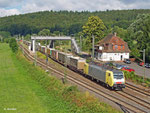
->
[0,0,150,17]
[0,8,20,17]
[21,0,126,13]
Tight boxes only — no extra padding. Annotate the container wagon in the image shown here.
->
[68,56,86,71]
[47,48,50,57]
[51,49,59,60]
[58,52,72,66]
[49,48,55,57]
[41,46,46,54]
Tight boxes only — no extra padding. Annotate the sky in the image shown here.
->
[0,0,150,17]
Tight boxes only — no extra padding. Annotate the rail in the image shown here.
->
[19,43,150,113]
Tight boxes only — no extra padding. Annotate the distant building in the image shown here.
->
[95,33,130,61]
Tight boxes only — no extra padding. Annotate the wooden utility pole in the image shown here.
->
[80,35,82,51]
[143,49,145,81]
[92,35,95,60]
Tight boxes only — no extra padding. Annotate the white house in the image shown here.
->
[95,34,130,61]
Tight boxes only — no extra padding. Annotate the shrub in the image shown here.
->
[123,70,150,87]
[9,38,18,53]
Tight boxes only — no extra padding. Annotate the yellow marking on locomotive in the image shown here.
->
[106,70,114,87]
[83,63,89,75]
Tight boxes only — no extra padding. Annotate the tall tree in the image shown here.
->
[82,16,106,51]
[38,29,51,46]
[38,29,51,36]
[127,14,150,61]
[112,26,127,41]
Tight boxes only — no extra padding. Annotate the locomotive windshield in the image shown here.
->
[113,72,123,79]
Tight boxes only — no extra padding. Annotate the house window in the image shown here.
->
[115,45,118,49]
[121,45,123,49]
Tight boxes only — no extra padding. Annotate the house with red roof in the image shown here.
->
[95,33,130,61]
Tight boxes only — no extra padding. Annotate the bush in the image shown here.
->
[4,38,10,43]
[123,70,150,87]
[9,38,18,53]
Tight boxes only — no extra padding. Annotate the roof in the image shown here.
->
[96,34,130,53]
[97,34,126,46]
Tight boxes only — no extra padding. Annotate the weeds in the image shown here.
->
[123,70,150,87]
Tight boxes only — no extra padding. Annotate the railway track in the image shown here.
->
[125,82,150,97]
[19,44,150,113]
[115,91,150,111]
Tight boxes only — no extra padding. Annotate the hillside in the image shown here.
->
[0,9,150,36]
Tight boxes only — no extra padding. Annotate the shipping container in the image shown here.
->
[50,48,55,57]
[47,48,50,56]
[58,52,72,65]
[41,46,46,54]
[58,52,65,63]
[39,46,42,52]
[69,56,86,70]
[88,64,106,83]
[51,49,58,60]
[66,55,72,66]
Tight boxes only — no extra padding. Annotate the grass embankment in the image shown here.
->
[0,43,120,113]
[0,43,75,113]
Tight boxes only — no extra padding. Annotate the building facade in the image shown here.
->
[95,34,130,61]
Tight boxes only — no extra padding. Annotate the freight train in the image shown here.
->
[23,40,125,90]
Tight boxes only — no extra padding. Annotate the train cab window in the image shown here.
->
[114,72,123,79]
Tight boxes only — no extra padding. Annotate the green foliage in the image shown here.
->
[0,31,11,38]
[24,34,31,40]
[1,9,150,36]
[123,71,150,87]
[37,51,46,59]
[82,16,106,43]
[0,43,82,113]
[0,9,150,61]
[127,14,150,61]
[38,29,51,36]
[130,47,141,58]
[82,16,106,52]
[3,38,10,43]
[9,38,18,53]
[63,86,78,95]
[112,26,127,40]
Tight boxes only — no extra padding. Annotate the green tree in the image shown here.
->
[38,29,51,45]
[127,14,150,61]
[53,31,60,36]
[82,16,106,51]
[9,38,18,53]
[0,31,11,38]
[38,29,51,36]
[24,34,31,41]
[112,26,127,41]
